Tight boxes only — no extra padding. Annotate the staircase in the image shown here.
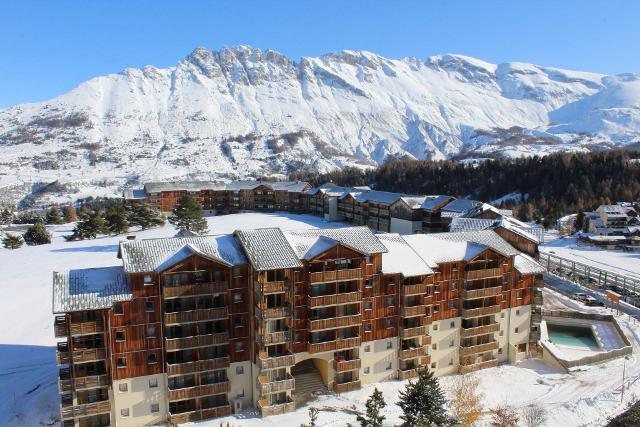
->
[291,359,328,407]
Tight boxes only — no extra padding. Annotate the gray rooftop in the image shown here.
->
[421,195,455,211]
[143,180,308,194]
[449,218,497,233]
[442,198,482,213]
[284,227,388,258]
[514,254,546,275]
[53,266,131,313]
[429,230,519,257]
[235,228,303,271]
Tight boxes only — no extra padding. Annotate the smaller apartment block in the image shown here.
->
[53,226,544,426]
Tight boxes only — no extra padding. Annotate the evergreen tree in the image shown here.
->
[2,233,23,249]
[168,195,208,235]
[127,203,165,230]
[575,212,585,233]
[62,206,77,223]
[357,387,386,427]
[22,222,52,245]
[105,204,129,235]
[397,367,456,427]
[46,206,64,225]
[0,208,13,226]
[70,208,107,240]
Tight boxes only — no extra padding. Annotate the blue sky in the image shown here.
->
[1,0,638,108]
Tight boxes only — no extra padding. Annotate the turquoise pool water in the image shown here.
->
[547,323,599,349]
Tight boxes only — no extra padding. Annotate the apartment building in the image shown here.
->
[53,225,544,426]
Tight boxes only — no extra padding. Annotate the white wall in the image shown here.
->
[111,373,167,426]
[360,337,398,385]
[228,360,253,410]
[390,218,422,235]
[428,318,461,376]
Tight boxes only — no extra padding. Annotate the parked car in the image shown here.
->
[573,292,588,302]
[583,296,601,306]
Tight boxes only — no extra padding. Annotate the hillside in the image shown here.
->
[1,46,640,206]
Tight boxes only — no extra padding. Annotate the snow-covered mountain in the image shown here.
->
[1,45,639,206]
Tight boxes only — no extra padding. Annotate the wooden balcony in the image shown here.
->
[310,268,362,283]
[260,330,290,345]
[463,286,502,300]
[400,325,426,338]
[56,342,70,365]
[309,291,362,308]
[164,307,228,325]
[333,358,361,372]
[422,335,432,345]
[164,281,228,298]
[333,379,361,393]
[165,332,229,351]
[258,306,290,319]
[72,348,107,363]
[258,399,295,416]
[261,280,289,295]
[60,400,110,420]
[423,295,434,305]
[257,374,295,394]
[54,316,68,338]
[169,405,232,424]
[398,368,419,380]
[401,283,427,296]
[258,352,296,370]
[59,373,109,393]
[460,358,498,374]
[461,305,501,318]
[461,323,500,338]
[166,356,230,376]
[308,337,361,354]
[168,381,231,401]
[465,267,502,280]
[460,341,499,357]
[399,346,426,360]
[400,305,426,317]
[309,314,361,331]
[69,320,104,336]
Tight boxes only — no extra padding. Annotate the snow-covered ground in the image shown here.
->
[541,234,640,279]
[1,213,639,426]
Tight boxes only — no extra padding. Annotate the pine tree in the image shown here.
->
[105,204,129,235]
[46,206,64,225]
[397,367,456,427]
[168,195,208,235]
[127,203,165,230]
[0,208,13,226]
[71,208,107,240]
[22,222,51,245]
[357,387,386,427]
[2,233,23,249]
[62,206,77,223]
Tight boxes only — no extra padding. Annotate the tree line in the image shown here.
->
[291,150,640,227]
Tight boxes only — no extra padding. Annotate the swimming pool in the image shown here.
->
[547,323,599,349]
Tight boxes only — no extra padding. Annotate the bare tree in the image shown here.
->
[521,405,547,427]
[490,403,519,427]
[449,375,484,427]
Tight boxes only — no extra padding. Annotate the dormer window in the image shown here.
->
[143,274,153,285]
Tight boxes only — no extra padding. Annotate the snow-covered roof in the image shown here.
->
[403,234,488,265]
[441,211,464,219]
[514,253,545,275]
[123,188,148,200]
[144,181,225,193]
[174,229,199,238]
[119,235,247,273]
[378,234,434,276]
[598,204,627,216]
[497,216,544,244]
[142,180,309,194]
[269,181,310,192]
[449,218,496,233]
[442,198,482,213]
[399,196,427,209]
[355,190,407,205]
[420,195,455,212]
[53,266,131,313]
[235,228,303,271]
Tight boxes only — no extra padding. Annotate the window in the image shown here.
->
[147,353,157,364]
[432,343,437,350]
[364,345,371,353]
[449,358,454,366]
[501,312,505,319]
[449,339,454,348]
[237,389,245,398]
[233,267,242,277]
[386,341,393,349]
[146,326,156,339]
[365,255,372,264]
[433,323,439,331]
[114,303,124,315]
[365,301,373,311]
[149,378,158,388]
[386,362,392,370]
[121,408,129,417]
[294,331,303,343]
[236,366,244,375]
[364,366,370,374]
[499,330,504,336]
[498,348,503,355]
[364,323,372,332]
[118,383,128,392]
[234,316,242,328]
[386,296,394,307]
[151,403,159,413]
[117,357,127,368]
[515,327,519,333]
[450,321,455,328]
[144,274,153,285]
[517,292,523,300]
[233,292,243,303]
[235,342,244,353]
[516,309,521,315]
[115,331,125,342]
[386,319,393,329]
[434,304,440,313]
[365,279,373,288]
[431,362,437,369]
[145,300,154,312]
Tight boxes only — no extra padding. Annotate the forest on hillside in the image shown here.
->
[290,150,640,227]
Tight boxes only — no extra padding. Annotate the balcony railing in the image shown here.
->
[333,379,361,393]
[459,358,498,374]
[465,267,502,281]
[401,283,427,296]
[333,358,362,372]
[400,325,426,338]
[56,342,70,365]
[164,307,228,325]
[163,281,228,298]
[422,335,432,345]
[260,281,289,295]
[258,306,290,319]
[258,398,295,417]
[461,305,501,318]
[460,341,499,357]
[258,352,296,370]
[165,332,229,351]
[463,286,502,300]
[308,337,361,354]
[398,368,419,380]
[69,320,104,336]
[260,330,290,345]
[59,374,109,393]
[72,348,107,363]
[166,356,230,376]
[257,373,295,394]
[399,346,426,359]
[400,305,426,317]
[309,268,362,283]
[168,381,231,401]
[60,400,110,420]
[169,405,232,424]
[309,314,361,331]
[54,316,68,338]
[309,291,361,308]
[461,323,500,338]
